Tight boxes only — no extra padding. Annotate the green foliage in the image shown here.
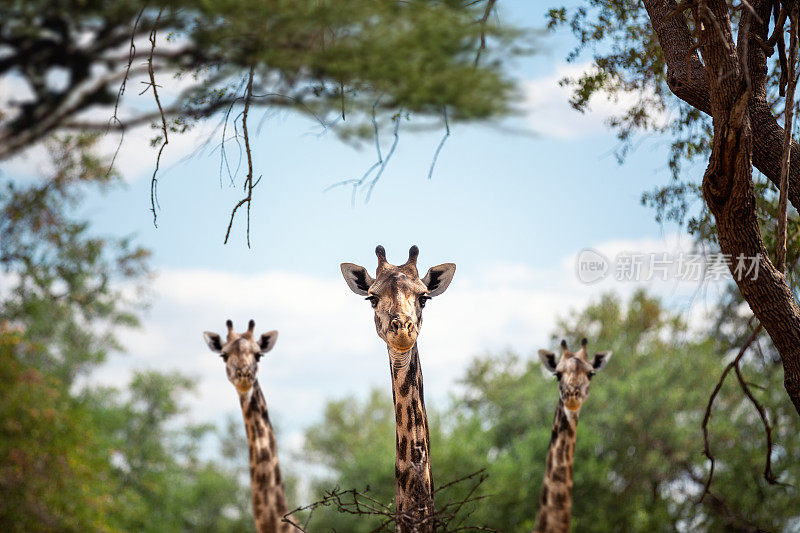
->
[0,135,150,384]
[0,136,253,532]
[300,389,397,531]
[0,1,522,157]
[303,291,800,531]
[0,331,115,532]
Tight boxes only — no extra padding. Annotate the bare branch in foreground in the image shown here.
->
[282,469,494,532]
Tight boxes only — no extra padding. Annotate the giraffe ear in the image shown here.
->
[538,349,558,373]
[422,263,455,297]
[258,330,279,354]
[203,332,223,353]
[340,263,374,296]
[590,351,612,372]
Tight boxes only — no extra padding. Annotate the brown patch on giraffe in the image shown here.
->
[552,465,567,483]
[257,448,271,463]
[553,490,567,510]
[261,514,276,532]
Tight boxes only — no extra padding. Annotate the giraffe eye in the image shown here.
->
[220,352,229,362]
[419,296,430,308]
[365,296,378,308]
[555,371,563,381]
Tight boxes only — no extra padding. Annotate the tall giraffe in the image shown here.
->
[203,320,291,533]
[533,338,612,533]
[341,245,455,533]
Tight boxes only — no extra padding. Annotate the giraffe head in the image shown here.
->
[539,338,611,412]
[203,319,278,393]
[341,245,455,354]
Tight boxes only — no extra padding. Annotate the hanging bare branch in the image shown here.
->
[223,66,257,247]
[323,98,403,206]
[142,9,167,228]
[428,107,451,180]
[474,0,497,66]
[698,322,763,505]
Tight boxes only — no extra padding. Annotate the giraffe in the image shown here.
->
[202,319,291,533]
[533,338,612,533]
[341,245,455,533]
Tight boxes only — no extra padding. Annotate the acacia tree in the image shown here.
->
[0,0,517,239]
[548,1,800,414]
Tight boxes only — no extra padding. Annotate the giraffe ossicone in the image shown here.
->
[341,245,455,533]
[202,320,291,533]
[533,338,612,533]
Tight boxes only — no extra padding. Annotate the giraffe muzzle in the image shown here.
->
[232,368,255,391]
[563,391,582,411]
[390,317,414,333]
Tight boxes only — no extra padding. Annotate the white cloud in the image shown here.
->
[520,62,666,140]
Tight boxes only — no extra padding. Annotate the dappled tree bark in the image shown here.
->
[642,0,800,414]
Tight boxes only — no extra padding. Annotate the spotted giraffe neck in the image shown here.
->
[533,399,579,533]
[388,343,435,532]
[238,380,291,533]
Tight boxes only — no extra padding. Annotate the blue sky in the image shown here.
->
[3,1,723,477]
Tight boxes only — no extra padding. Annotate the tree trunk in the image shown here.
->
[693,0,800,415]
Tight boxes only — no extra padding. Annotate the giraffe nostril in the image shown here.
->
[391,318,402,332]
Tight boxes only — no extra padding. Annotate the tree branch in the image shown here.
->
[223,66,257,247]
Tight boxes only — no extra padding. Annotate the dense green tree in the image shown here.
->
[0,0,523,236]
[0,135,254,531]
[0,331,116,532]
[0,134,149,384]
[0,0,516,160]
[302,291,800,531]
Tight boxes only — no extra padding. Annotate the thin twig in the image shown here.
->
[732,341,779,485]
[698,322,762,504]
[474,0,497,66]
[223,66,257,247]
[144,9,167,228]
[365,112,401,202]
[428,107,451,180]
[106,8,145,178]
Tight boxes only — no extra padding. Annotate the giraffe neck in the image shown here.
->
[238,380,291,533]
[533,399,579,533]
[388,343,435,532]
